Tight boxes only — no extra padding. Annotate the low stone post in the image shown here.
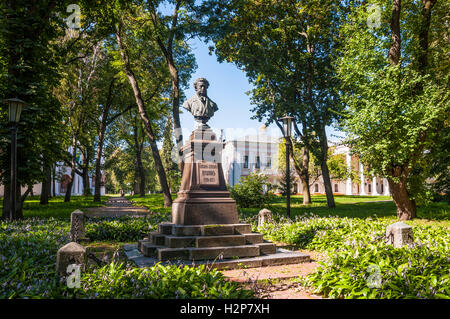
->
[258,208,274,228]
[386,222,414,248]
[70,209,85,243]
[56,242,86,276]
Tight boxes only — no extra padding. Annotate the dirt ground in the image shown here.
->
[221,249,325,299]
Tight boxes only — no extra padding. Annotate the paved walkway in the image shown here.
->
[85,196,150,217]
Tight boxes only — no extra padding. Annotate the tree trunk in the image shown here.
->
[389,0,402,66]
[319,125,335,208]
[151,1,184,172]
[52,164,56,197]
[133,115,146,197]
[136,145,146,197]
[301,148,312,205]
[80,151,91,196]
[40,164,51,205]
[17,184,32,219]
[116,25,172,207]
[388,176,417,220]
[93,128,105,202]
[94,79,115,202]
[64,136,78,202]
[2,185,10,220]
[288,142,312,205]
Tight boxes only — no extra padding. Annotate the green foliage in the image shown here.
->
[229,173,276,208]
[277,168,297,196]
[78,262,254,299]
[257,215,450,299]
[0,218,72,298]
[0,215,253,299]
[338,0,450,214]
[85,217,150,242]
[0,1,68,195]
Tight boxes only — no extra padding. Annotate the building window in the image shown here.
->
[334,184,339,193]
[381,184,384,193]
[60,174,71,194]
[244,155,249,168]
[255,156,260,169]
[368,184,372,193]
[315,184,319,193]
[266,157,272,168]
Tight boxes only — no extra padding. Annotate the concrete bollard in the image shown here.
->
[386,222,414,248]
[258,208,274,228]
[56,242,86,276]
[70,209,85,243]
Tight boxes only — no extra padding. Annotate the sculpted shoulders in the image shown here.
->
[183,96,196,109]
[209,99,218,111]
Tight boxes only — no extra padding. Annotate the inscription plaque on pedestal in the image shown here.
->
[197,162,219,185]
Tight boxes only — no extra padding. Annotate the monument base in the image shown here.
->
[129,222,310,269]
[171,126,239,225]
[172,197,239,225]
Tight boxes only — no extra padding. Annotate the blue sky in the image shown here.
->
[158,3,344,143]
[180,37,344,143]
[180,37,276,137]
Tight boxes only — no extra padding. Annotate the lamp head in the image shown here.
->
[4,98,27,124]
[279,114,294,138]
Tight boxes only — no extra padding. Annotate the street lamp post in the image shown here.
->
[279,114,294,219]
[4,98,26,220]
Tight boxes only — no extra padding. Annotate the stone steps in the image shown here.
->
[139,222,277,261]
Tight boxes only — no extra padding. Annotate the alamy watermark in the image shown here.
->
[366,264,382,288]
[66,264,81,288]
[65,4,81,30]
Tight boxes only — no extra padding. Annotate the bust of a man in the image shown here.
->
[182,78,218,127]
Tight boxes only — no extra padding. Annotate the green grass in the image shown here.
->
[127,194,449,227]
[0,195,107,219]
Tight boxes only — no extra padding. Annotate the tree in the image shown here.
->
[161,116,181,193]
[199,0,346,208]
[277,139,312,204]
[115,15,173,207]
[147,0,198,155]
[338,0,449,219]
[0,0,68,219]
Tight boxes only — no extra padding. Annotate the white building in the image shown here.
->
[221,126,390,196]
[0,159,106,197]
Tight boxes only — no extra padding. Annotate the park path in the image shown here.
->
[85,196,150,217]
[221,249,324,299]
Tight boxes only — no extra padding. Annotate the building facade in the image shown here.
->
[221,126,390,196]
[0,163,106,197]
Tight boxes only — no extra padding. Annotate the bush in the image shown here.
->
[229,173,276,208]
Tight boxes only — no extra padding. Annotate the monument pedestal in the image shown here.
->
[132,126,310,268]
[172,126,238,225]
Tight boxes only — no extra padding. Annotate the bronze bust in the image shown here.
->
[183,78,218,127]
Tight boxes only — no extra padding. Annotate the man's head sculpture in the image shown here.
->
[183,77,218,128]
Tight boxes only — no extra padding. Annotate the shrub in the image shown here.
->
[78,262,254,299]
[229,173,276,208]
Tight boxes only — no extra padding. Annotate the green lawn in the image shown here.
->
[0,195,107,219]
[128,194,450,227]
